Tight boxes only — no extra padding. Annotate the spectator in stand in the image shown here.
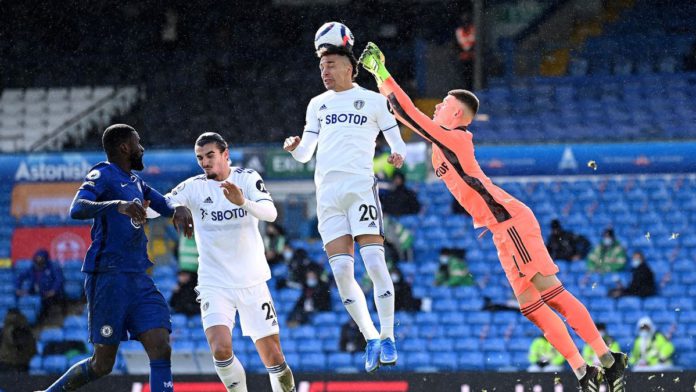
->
[339,319,366,353]
[608,251,656,298]
[391,266,422,312]
[0,308,36,372]
[527,335,565,372]
[435,248,474,287]
[629,316,675,371]
[454,12,476,89]
[381,171,421,216]
[545,219,591,261]
[169,271,199,317]
[587,228,627,272]
[287,270,331,326]
[15,249,65,323]
[583,323,621,366]
[279,247,324,290]
[263,222,287,265]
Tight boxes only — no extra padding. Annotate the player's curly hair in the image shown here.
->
[317,44,359,79]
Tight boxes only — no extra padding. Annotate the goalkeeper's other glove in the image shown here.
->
[359,42,391,86]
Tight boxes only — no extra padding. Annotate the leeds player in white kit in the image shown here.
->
[283,44,406,372]
[166,133,295,392]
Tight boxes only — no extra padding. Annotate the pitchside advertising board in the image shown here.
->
[4,142,696,263]
[1,372,693,391]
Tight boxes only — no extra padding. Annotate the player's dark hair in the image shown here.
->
[448,89,479,117]
[102,124,136,158]
[195,132,228,152]
[317,45,359,79]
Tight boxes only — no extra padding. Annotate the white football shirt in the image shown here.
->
[166,167,272,288]
[294,83,405,186]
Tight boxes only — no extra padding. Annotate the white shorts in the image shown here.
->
[316,173,384,244]
[195,282,279,342]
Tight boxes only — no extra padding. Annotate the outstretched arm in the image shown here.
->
[360,42,459,147]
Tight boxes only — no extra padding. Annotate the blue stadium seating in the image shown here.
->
[18,173,696,374]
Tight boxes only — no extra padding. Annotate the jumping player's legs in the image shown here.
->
[356,234,396,348]
[324,232,379,343]
[492,212,595,380]
[532,273,614,368]
[517,285,587,376]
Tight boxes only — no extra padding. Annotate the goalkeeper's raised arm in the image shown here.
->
[359,42,479,150]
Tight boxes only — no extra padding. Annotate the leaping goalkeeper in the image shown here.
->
[359,43,628,392]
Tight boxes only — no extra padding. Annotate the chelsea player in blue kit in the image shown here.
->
[41,124,194,392]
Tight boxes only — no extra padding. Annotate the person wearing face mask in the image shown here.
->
[287,270,331,326]
[629,317,675,371]
[434,248,475,287]
[587,228,627,273]
[583,323,621,366]
[281,248,324,290]
[608,251,656,299]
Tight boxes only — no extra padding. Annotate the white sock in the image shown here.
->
[266,361,295,392]
[329,253,379,340]
[214,355,247,392]
[360,244,395,340]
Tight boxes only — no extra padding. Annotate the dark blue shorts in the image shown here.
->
[85,272,172,345]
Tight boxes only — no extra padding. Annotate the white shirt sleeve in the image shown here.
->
[377,96,407,157]
[291,100,320,163]
[149,180,191,219]
[241,171,277,222]
[165,180,191,209]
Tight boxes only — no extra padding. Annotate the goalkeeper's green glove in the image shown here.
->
[359,42,391,86]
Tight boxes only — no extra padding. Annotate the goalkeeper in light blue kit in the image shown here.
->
[41,124,193,392]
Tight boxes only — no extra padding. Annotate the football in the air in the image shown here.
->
[314,22,354,51]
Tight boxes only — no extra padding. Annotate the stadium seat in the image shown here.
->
[405,352,432,369]
[300,353,326,371]
[29,355,44,375]
[431,352,458,370]
[485,351,513,370]
[459,352,484,370]
[40,328,64,343]
[328,352,353,369]
[42,355,68,374]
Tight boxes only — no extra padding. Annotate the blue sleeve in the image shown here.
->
[70,167,121,220]
[69,191,122,220]
[143,182,175,217]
